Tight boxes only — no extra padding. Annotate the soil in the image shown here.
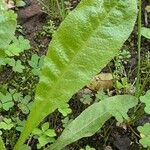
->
[1,0,150,149]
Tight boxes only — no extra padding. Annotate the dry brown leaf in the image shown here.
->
[87,73,114,91]
[5,0,15,9]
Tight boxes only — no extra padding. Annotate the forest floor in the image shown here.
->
[1,0,150,150]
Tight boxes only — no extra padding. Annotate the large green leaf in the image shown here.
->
[0,137,5,150]
[0,0,17,51]
[50,95,138,150]
[14,0,137,149]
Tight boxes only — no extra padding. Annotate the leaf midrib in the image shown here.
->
[38,1,118,103]
[50,111,111,149]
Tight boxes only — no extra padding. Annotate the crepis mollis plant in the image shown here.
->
[1,0,138,149]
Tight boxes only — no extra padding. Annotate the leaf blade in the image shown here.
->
[50,95,138,150]
[14,0,137,149]
[49,95,138,150]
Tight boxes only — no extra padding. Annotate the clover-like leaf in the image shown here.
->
[0,92,14,111]
[44,129,56,137]
[138,123,150,148]
[58,104,72,117]
[18,95,32,114]
[38,135,49,148]
[42,123,49,132]
[80,95,93,105]
[140,90,150,114]
[28,54,45,76]
[32,128,43,136]
[5,36,30,57]
[11,60,25,73]
[0,118,14,130]
[0,0,17,50]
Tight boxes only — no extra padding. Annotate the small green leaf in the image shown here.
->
[80,95,93,105]
[18,104,30,114]
[0,118,14,130]
[28,54,44,76]
[0,92,14,111]
[138,123,150,148]
[32,128,43,135]
[42,123,49,132]
[58,106,72,117]
[96,91,108,102]
[44,129,56,137]
[15,0,26,7]
[12,60,25,73]
[38,135,49,147]
[141,27,150,39]
[0,122,8,130]
[140,90,150,114]
[5,36,30,56]
[0,1,17,50]
[85,145,96,150]
[13,92,22,102]
[3,101,14,111]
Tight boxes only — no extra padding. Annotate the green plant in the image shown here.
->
[0,1,30,72]
[136,90,150,148]
[13,0,26,7]
[32,122,56,149]
[80,145,96,150]
[28,54,45,76]
[113,49,131,79]
[135,0,142,97]
[49,95,138,149]
[41,20,56,37]
[17,95,32,114]
[0,1,17,53]
[14,0,137,149]
[139,90,150,114]
[0,92,14,111]
[0,118,14,131]
[80,95,93,105]
[141,27,150,39]
[116,77,132,92]
[138,123,150,148]
[13,117,25,132]
[0,136,5,150]
[37,0,68,20]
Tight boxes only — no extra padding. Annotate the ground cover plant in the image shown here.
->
[0,0,150,149]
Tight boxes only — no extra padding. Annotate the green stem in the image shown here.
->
[61,0,66,20]
[135,0,142,97]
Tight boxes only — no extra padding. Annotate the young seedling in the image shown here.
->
[32,122,56,149]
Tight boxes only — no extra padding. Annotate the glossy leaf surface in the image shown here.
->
[14,0,137,149]
[50,95,138,150]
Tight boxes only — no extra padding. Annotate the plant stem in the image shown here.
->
[61,0,66,20]
[135,0,142,97]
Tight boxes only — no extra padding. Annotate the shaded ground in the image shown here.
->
[1,0,150,149]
